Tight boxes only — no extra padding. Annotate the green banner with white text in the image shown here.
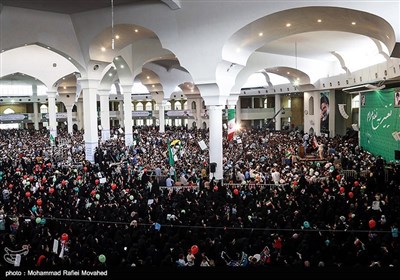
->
[360,88,400,161]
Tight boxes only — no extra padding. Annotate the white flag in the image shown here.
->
[198,140,207,150]
[53,239,59,254]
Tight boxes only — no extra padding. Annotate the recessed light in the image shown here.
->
[286,23,291,27]
[147,76,150,79]
[62,77,65,80]
[47,46,51,49]
[115,57,119,60]
[120,65,124,69]
[109,73,113,76]
[152,85,155,88]
[68,57,71,60]
[352,22,356,25]
[101,47,106,52]
[63,86,67,89]
[134,29,139,33]
[287,72,290,75]
[258,32,263,37]
[115,35,120,39]
[317,19,322,23]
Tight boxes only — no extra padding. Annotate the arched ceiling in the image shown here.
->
[0,2,399,99]
[89,24,158,61]
[0,0,170,14]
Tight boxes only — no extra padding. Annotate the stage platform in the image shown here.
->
[299,155,326,162]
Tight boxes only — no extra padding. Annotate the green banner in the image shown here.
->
[360,88,400,161]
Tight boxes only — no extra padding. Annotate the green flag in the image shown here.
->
[50,134,55,143]
[168,141,174,166]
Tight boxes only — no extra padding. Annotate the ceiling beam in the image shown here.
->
[161,0,181,10]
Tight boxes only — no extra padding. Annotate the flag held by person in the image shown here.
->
[312,136,318,149]
[168,139,182,166]
[227,109,235,141]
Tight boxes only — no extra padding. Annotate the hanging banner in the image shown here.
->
[360,88,400,161]
[132,111,151,118]
[165,110,193,117]
[0,114,28,122]
[338,104,349,119]
[320,92,330,134]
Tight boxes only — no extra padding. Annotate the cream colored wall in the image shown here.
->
[0,104,29,114]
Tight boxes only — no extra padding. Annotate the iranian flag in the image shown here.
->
[227,108,235,141]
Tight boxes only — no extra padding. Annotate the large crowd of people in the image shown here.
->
[0,126,399,270]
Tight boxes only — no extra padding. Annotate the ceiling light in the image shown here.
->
[63,86,67,89]
[287,71,290,75]
[47,46,51,49]
[147,76,150,79]
[68,57,71,60]
[109,73,113,76]
[190,89,194,93]
[258,32,263,37]
[351,22,356,25]
[62,77,65,80]
[286,23,291,27]
[317,19,322,23]
[115,57,119,60]
[101,47,106,52]
[134,29,139,33]
[115,35,120,39]
[120,65,124,69]
[152,85,155,88]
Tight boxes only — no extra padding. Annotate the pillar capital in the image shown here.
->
[197,83,228,106]
[227,92,240,107]
[65,104,74,111]
[120,84,133,94]
[47,91,57,98]
[97,89,111,97]
[77,78,99,90]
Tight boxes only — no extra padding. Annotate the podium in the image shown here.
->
[299,145,305,158]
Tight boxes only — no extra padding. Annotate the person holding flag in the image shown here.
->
[168,139,182,181]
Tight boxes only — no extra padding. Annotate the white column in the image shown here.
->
[98,90,111,140]
[121,85,133,146]
[80,79,99,162]
[65,105,74,135]
[47,91,57,138]
[236,98,241,126]
[32,85,40,130]
[158,102,166,133]
[196,99,202,128]
[76,100,84,130]
[208,105,224,180]
[33,102,39,130]
[119,100,124,127]
[275,94,282,131]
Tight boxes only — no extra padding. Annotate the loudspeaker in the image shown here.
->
[395,150,400,160]
[210,162,217,173]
